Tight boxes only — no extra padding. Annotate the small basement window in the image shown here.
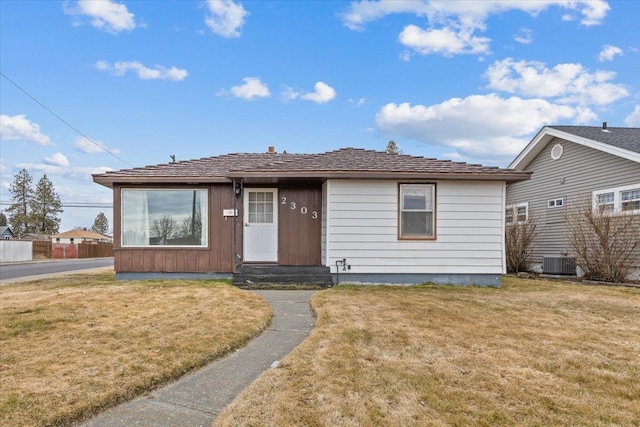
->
[399,184,435,239]
[547,198,564,208]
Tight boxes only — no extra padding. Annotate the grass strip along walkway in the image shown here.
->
[0,271,271,426]
[215,276,640,426]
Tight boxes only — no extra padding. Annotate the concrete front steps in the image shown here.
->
[232,265,334,289]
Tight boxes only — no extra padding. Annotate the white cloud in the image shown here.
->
[624,106,640,126]
[16,162,113,181]
[399,24,490,56]
[485,58,628,106]
[0,114,53,146]
[513,27,533,45]
[96,60,188,81]
[598,44,623,62]
[44,152,70,167]
[73,137,121,154]
[219,77,270,100]
[340,1,610,56]
[205,0,248,38]
[281,86,300,102]
[301,82,336,104]
[63,0,136,33]
[375,94,595,160]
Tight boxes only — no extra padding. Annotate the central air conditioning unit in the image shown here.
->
[543,256,577,275]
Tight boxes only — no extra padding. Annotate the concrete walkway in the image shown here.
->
[80,289,318,427]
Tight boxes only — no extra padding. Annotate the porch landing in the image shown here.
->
[232,265,333,289]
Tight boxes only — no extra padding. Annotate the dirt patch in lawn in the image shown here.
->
[215,277,640,426]
[0,271,271,426]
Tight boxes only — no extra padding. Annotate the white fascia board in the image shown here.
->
[509,127,640,171]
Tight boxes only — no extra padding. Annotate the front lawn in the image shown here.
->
[215,277,640,426]
[0,272,271,426]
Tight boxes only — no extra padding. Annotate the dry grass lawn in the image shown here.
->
[0,271,271,426]
[215,277,640,426]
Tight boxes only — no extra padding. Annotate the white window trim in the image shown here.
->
[506,202,528,224]
[593,183,640,215]
[547,198,564,208]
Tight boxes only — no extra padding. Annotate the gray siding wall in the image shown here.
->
[506,137,640,264]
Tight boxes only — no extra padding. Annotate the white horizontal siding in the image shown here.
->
[324,179,505,275]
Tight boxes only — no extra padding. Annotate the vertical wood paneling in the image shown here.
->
[112,184,236,273]
[278,185,322,265]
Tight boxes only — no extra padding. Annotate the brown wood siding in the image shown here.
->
[278,185,322,265]
[113,184,237,273]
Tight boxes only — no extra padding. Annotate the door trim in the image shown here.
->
[243,188,278,263]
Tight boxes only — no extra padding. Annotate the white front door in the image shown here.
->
[243,189,278,262]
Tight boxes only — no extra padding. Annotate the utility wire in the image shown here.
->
[0,71,134,167]
[0,201,112,208]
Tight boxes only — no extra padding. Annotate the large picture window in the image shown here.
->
[399,184,435,239]
[121,189,208,247]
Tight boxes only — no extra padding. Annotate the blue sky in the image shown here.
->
[1,0,639,232]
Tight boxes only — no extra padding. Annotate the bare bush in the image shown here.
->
[565,196,640,283]
[505,214,538,273]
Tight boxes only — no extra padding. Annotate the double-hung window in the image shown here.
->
[593,184,640,215]
[505,202,528,224]
[121,189,208,247]
[399,184,435,239]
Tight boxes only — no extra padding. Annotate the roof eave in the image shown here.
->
[227,170,531,182]
[92,175,231,188]
[509,126,640,170]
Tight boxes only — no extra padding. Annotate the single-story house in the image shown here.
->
[0,226,15,240]
[50,229,113,244]
[506,124,640,277]
[93,147,530,286]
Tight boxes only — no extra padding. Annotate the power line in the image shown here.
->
[0,71,134,167]
[0,201,112,208]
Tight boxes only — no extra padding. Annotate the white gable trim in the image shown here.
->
[509,127,640,171]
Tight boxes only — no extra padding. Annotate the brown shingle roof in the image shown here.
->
[93,148,530,187]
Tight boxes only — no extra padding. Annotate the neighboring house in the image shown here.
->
[20,233,50,241]
[50,229,113,244]
[0,226,15,240]
[507,124,640,276]
[93,147,530,286]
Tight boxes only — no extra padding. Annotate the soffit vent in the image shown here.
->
[551,143,563,160]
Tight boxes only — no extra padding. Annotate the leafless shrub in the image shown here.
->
[565,196,640,283]
[505,213,538,273]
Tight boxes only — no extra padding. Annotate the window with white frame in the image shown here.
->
[547,198,564,208]
[593,184,640,214]
[121,189,208,247]
[399,184,435,239]
[506,202,528,224]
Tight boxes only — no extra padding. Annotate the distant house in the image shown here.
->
[20,233,50,241]
[93,147,530,286]
[0,226,15,240]
[50,229,113,244]
[506,124,640,277]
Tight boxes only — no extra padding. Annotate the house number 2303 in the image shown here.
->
[281,196,318,219]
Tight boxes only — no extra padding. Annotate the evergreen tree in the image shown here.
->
[385,140,401,154]
[0,212,7,226]
[92,212,109,235]
[7,169,34,236]
[30,174,63,234]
